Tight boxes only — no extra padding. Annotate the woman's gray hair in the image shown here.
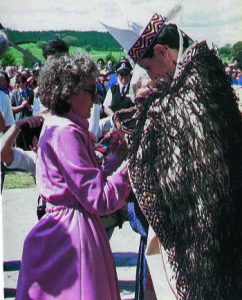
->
[38,52,98,115]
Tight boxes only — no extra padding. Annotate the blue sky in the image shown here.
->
[1,0,241,46]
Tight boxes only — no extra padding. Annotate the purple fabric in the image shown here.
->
[16,112,130,300]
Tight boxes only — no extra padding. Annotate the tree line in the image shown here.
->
[219,42,242,65]
[2,29,242,68]
[5,29,122,51]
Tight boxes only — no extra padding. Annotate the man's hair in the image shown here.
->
[143,24,190,59]
[97,58,105,64]
[42,39,69,59]
[18,74,28,83]
[0,70,9,84]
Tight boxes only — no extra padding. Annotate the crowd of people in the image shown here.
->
[1,11,242,300]
[225,58,242,86]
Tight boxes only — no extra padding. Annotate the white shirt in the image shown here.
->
[0,90,15,138]
[0,90,14,126]
[5,148,36,177]
[103,82,130,108]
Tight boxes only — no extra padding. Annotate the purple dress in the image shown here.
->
[16,112,130,300]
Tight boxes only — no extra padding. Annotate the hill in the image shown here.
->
[5,29,122,51]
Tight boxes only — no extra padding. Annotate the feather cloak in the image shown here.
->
[127,41,242,299]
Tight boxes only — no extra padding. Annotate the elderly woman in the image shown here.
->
[16,53,130,300]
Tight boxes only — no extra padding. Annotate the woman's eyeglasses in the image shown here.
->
[81,87,97,102]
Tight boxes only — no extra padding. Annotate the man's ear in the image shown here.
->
[153,44,167,56]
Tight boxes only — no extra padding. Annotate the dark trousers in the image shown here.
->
[1,162,6,192]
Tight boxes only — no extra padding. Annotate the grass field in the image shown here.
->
[4,43,126,66]
[3,171,35,189]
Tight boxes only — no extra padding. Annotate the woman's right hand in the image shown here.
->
[109,130,128,158]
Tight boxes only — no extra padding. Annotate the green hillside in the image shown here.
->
[1,43,125,66]
[5,29,122,51]
[0,29,126,67]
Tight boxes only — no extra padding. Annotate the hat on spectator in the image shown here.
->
[116,60,133,74]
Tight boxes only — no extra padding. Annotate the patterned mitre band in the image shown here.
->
[128,13,167,63]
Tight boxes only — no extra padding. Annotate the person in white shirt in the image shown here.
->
[1,115,44,176]
[0,89,15,191]
[98,60,134,140]
[1,115,45,216]
[0,90,14,135]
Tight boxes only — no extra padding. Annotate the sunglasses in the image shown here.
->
[81,87,97,102]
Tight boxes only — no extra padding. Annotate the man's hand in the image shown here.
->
[29,136,39,153]
[21,99,32,110]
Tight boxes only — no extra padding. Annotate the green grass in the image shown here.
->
[3,171,35,189]
[5,43,126,66]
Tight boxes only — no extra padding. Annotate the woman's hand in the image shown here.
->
[15,115,44,130]
[108,130,128,158]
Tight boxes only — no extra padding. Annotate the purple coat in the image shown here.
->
[16,112,130,300]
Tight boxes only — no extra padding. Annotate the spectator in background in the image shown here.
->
[230,58,241,71]
[0,29,13,191]
[0,79,15,192]
[1,115,44,179]
[27,68,38,90]
[31,38,70,116]
[29,65,46,115]
[96,74,107,101]
[225,66,232,78]
[97,57,105,72]
[231,69,239,85]
[5,66,17,92]
[42,39,69,61]
[0,76,15,134]
[105,70,118,91]
[237,69,242,85]
[0,70,11,95]
[101,60,113,77]
[21,68,31,80]
[97,59,134,139]
[0,114,45,217]
[119,55,127,62]
[106,59,113,71]
[5,66,16,81]
[104,60,134,115]
[10,74,34,150]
